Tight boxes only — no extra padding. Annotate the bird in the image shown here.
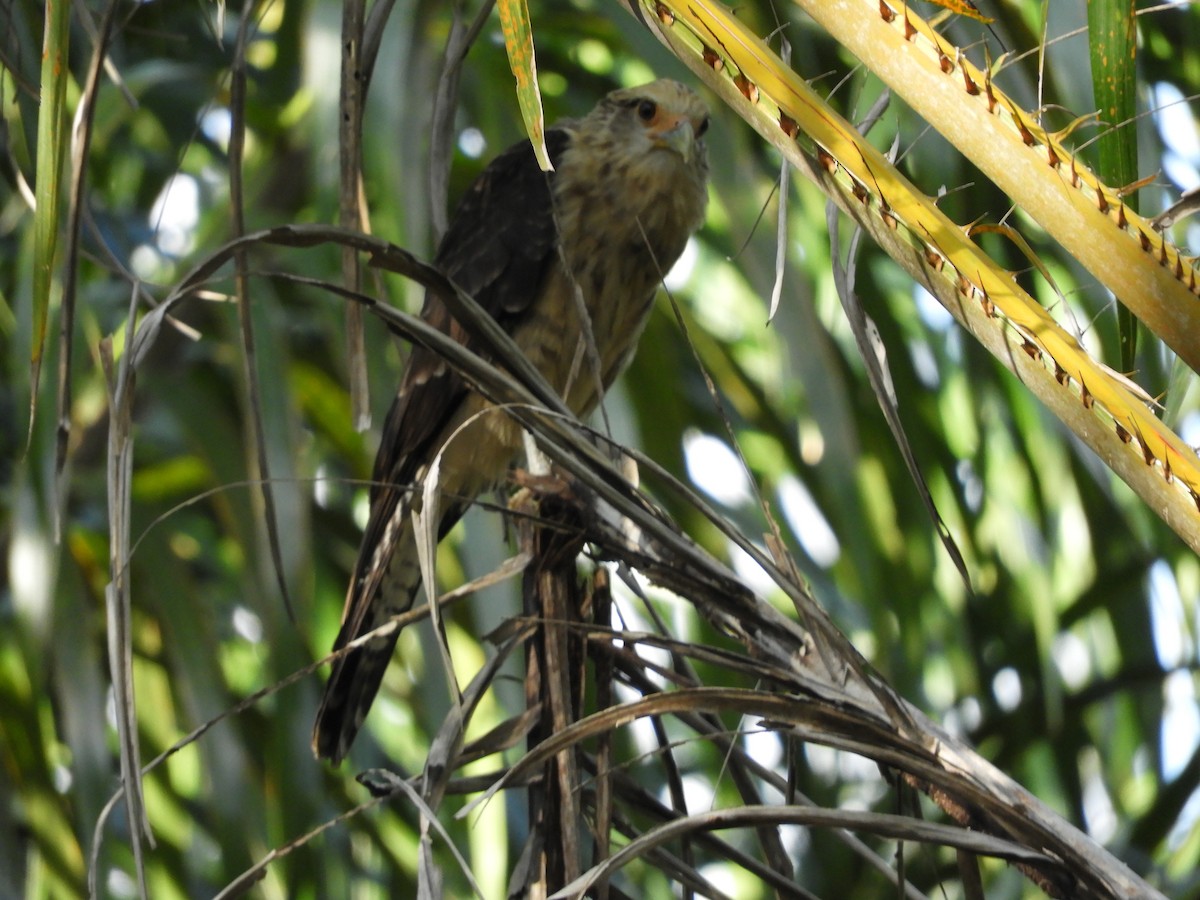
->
[313,79,710,764]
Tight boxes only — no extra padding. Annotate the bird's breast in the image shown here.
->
[534,148,704,415]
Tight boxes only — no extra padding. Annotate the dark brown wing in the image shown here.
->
[361,126,572,556]
[314,129,574,763]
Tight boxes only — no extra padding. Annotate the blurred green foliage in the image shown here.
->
[2,0,1199,897]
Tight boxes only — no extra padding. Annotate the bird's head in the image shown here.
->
[597,79,711,170]
[558,79,710,265]
[566,79,710,245]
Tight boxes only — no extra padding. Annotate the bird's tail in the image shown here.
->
[311,526,422,764]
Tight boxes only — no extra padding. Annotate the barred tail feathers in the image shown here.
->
[311,521,422,764]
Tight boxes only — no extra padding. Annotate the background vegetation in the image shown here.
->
[2,0,1200,896]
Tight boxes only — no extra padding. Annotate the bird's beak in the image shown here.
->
[652,117,697,163]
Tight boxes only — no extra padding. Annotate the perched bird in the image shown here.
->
[313,79,710,764]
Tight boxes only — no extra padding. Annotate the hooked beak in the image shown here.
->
[652,117,697,164]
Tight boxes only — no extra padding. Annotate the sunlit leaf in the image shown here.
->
[497,0,551,170]
[30,0,71,430]
[1088,0,1140,369]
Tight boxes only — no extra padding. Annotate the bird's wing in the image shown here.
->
[353,125,573,594]
[313,128,574,763]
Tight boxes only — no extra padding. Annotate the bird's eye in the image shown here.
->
[636,99,657,122]
[696,115,710,138]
